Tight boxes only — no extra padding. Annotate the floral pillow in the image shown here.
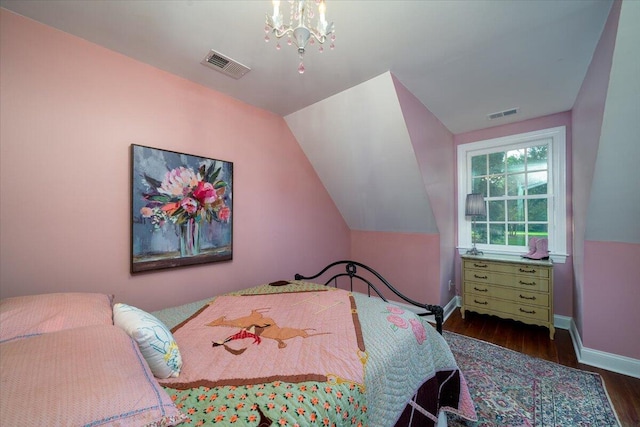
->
[0,292,113,344]
[113,303,182,379]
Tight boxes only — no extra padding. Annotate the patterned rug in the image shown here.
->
[443,331,621,427]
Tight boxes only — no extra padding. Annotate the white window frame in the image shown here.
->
[457,126,567,263]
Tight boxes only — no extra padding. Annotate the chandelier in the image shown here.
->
[265,0,335,74]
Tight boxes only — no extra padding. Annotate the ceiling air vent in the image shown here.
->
[488,107,519,120]
[201,50,250,79]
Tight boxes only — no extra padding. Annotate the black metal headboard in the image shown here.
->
[294,260,443,334]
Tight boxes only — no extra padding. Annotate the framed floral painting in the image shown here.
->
[131,144,233,273]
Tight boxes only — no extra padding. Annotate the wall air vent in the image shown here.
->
[488,107,519,120]
[201,50,250,79]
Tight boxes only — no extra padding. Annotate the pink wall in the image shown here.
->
[454,112,574,317]
[583,241,640,359]
[0,10,349,311]
[392,75,457,307]
[351,230,440,304]
[571,0,621,337]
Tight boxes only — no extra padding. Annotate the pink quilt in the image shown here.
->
[159,289,366,389]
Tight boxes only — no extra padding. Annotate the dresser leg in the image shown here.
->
[549,325,555,340]
[461,307,465,319]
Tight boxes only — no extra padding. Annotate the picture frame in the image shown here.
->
[130,144,233,273]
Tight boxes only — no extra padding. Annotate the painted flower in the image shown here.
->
[180,197,198,214]
[159,166,199,197]
[193,181,217,204]
[387,305,405,315]
[409,318,426,344]
[140,206,154,217]
[387,314,408,329]
[218,205,231,222]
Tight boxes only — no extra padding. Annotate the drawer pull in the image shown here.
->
[519,280,536,286]
[519,308,536,314]
[519,268,536,273]
[474,287,488,292]
[474,263,488,268]
[474,274,488,279]
[519,294,536,300]
[474,300,488,305]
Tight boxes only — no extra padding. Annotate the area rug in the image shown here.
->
[443,331,621,427]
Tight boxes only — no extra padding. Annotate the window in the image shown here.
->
[457,127,567,263]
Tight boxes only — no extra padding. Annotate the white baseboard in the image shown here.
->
[565,317,640,380]
[444,296,461,323]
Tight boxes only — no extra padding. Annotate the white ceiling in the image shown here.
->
[0,0,612,134]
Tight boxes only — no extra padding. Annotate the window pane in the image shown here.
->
[472,222,487,244]
[488,200,505,221]
[528,199,548,221]
[507,199,525,221]
[528,224,548,239]
[527,171,548,195]
[488,152,505,174]
[526,144,548,171]
[507,148,525,173]
[507,224,525,246]
[489,223,505,245]
[507,173,525,196]
[488,175,505,197]
[471,155,486,177]
[472,177,487,196]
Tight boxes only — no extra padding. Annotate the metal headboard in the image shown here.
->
[294,260,443,334]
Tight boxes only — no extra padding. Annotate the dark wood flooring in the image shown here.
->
[443,308,640,427]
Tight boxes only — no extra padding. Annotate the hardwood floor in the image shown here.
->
[443,308,640,427]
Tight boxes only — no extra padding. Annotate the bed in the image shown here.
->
[0,260,476,427]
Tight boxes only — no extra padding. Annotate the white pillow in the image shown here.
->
[113,303,182,379]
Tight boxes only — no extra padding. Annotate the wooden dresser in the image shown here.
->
[461,254,555,339]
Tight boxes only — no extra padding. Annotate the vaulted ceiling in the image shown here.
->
[0,1,614,234]
[0,0,612,134]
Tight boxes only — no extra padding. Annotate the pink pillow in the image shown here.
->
[0,324,186,426]
[0,292,113,343]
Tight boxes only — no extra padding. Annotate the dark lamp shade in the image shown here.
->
[465,193,486,217]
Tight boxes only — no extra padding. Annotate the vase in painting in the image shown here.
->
[179,218,200,257]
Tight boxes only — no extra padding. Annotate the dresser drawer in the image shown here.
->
[463,260,550,279]
[465,283,549,308]
[465,294,550,322]
[464,269,549,293]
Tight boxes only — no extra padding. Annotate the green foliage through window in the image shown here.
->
[470,144,549,245]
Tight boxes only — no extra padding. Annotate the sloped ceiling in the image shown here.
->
[0,1,613,237]
[285,72,438,233]
[0,1,612,134]
[586,0,640,243]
